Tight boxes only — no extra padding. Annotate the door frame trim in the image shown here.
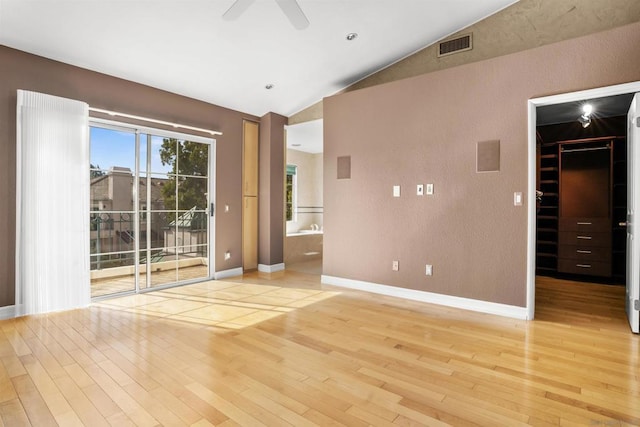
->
[527,81,640,320]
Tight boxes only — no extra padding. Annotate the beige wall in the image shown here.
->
[323,22,640,307]
[0,46,259,307]
[286,149,323,234]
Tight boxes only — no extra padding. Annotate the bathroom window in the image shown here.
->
[286,164,297,222]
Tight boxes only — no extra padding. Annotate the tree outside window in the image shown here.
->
[286,164,297,221]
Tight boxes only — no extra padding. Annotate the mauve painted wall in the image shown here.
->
[323,22,640,307]
[0,46,258,307]
[258,112,286,266]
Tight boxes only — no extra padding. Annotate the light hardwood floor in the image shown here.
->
[0,272,638,426]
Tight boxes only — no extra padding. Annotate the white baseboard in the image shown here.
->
[0,305,16,320]
[321,275,528,320]
[258,263,285,273]
[214,267,243,280]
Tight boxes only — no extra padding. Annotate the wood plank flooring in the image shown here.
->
[0,272,638,426]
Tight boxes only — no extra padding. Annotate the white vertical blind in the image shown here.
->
[16,90,90,315]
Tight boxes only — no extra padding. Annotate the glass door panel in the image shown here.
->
[177,245,209,282]
[147,136,209,286]
[150,253,178,287]
[90,125,211,297]
[89,127,137,297]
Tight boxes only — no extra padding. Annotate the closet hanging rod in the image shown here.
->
[89,107,222,136]
[561,145,610,154]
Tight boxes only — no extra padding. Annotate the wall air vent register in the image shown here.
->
[438,33,473,57]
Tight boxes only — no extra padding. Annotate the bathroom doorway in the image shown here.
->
[284,119,323,275]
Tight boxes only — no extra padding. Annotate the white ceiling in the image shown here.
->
[286,119,323,153]
[0,0,517,117]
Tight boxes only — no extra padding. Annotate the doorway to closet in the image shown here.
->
[89,121,215,298]
[528,83,640,333]
[535,105,629,282]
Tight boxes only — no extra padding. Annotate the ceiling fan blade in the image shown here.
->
[275,0,309,30]
[223,0,256,21]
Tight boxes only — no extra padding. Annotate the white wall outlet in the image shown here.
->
[416,184,424,196]
[225,204,230,212]
[514,191,523,206]
[426,183,434,195]
[392,260,399,271]
[393,185,401,197]
[224,251,231,260]
[425,264,433,276]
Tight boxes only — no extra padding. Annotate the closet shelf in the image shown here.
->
[536,253,557,258]
[537,227,558,233]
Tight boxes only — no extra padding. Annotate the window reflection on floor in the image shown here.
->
[93,279,340,329]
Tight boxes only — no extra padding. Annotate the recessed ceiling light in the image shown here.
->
[346,33,358,41]
[265,84,274,90]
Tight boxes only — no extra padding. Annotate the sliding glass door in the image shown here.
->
[90,123,213,298]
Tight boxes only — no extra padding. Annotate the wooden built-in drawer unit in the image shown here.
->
[558,231,611,247]
[557,245,611,262]
[558,218,609,232]
[557,259,611,277]
[557,218,611,277]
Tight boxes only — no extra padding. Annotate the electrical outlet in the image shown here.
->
[416,184,424,196]
[392,260,399,271]
[224,251,231,260]
[426,184,434,195]
[393,185,401,197]
[425,264,433,276]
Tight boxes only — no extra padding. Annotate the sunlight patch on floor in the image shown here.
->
[93,280,340,329]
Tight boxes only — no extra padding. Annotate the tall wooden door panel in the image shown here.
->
[243,121,259,197]
[243,196,258,270]
[242,120,259,271]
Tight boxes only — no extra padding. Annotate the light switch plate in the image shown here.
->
[417,184,424,196]
[393,185,401,197]
[425,264,433,276]
[426,184,434,195]
[514,192,523,206]
[392,260,399,271]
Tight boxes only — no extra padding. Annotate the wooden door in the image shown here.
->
[243,121,259,196]
[242,120,259,270]
[242,196,258,270]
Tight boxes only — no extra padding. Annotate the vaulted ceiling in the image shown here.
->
[0,0,517,117]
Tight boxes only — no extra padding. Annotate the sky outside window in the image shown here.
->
[90,127,172,174]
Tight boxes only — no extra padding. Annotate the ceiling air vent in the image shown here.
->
[438,33,472,57]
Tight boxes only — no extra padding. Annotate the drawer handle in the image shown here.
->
[576,250,592,254]
[577,222,592,225]
[576,236,592,240]
[576,264,592,268]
